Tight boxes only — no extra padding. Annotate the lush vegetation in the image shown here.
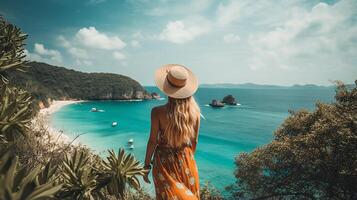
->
[230,81,357,199]
[6,61,152,104]
[0,16,150,200]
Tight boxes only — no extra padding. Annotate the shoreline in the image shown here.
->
[37,100,85,143]
[40,100,84,115]
[36,98,162,145]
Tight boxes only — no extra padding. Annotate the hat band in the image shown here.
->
[167,74,187,87]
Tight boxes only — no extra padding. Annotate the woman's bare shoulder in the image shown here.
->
[151,105,166,115]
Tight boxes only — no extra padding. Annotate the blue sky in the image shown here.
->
[1,0,356,85]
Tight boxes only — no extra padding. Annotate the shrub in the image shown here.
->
[0,151,62,200]
[232,81,357,200]
[200,182,224,200]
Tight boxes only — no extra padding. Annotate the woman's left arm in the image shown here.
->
[192,115,200,153]
[144,107,160,168]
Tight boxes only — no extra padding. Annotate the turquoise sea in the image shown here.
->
[52,86,335,191]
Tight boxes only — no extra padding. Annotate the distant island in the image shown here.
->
[209,94,239,108]
[200,83,336,89]
[6,62,156,107]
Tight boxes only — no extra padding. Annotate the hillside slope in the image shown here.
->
[7,62,152,102]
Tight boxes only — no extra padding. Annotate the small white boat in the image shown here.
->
[91,107,98,112]
[112,122,118,127]
[129,144,134,149]
[128,138,134,144]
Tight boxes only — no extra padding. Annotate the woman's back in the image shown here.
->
[153,104,198,148]
[144,64,201,199]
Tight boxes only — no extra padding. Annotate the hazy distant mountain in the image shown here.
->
[6,62,152,103]
[200,83,335,89]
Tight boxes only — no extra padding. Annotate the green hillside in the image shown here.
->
[6,62,152,103]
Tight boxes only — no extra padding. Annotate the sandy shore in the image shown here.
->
[40,100,82,115]
[36,100,84,143]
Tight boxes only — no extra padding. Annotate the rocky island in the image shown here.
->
[7,61,155,107]
[151,92,161,100]
[209,95,239,108]
[209,99,225,108]
[222,94,239,105]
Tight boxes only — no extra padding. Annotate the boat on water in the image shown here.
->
[112,121,118,127]
[128,138,134,144]
[91,107,105,112]
[129,144,134,150]
[209,99,225,108]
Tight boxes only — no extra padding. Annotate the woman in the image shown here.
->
[143,64,201,200]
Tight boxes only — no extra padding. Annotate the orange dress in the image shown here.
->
[152,132,200,200]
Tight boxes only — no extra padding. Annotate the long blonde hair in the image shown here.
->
[164,96,200,147]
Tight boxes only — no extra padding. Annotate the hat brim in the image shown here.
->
[155,64,198,99]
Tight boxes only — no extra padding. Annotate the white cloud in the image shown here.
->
[76,27,126,50]
[57,35,71,48]
[131,40,140,47]
[216,1,242,26]
[113,51,126,60]
[68,47,88,59]
[159,20,210,44]
[223,33,240,43]
[32,43,62,63]
[57,35,89,61]
[56,27,130,68]
[248,0,357,72]
[25,43,63,65]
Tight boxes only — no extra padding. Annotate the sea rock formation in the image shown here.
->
[151,92,161,99]
[209,99,225,108]
[222,95,238,105]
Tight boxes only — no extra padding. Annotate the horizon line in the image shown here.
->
[143,82,351,88]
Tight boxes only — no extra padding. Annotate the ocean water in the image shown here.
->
[52,86,335,192]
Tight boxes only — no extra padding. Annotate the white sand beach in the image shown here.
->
[40,100,82,115]
[36,100,84,143]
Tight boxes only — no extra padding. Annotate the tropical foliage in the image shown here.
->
[101,149,149,199]
[0,84,33,143]
[0,152,61,200]
[0,16,33,144]
[0,16,27,83]
[231,81,357,199]
[59,149,103,200]
[200,182,224,200]
[0,16,150,200]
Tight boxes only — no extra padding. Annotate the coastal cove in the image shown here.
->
[50,86,335,191]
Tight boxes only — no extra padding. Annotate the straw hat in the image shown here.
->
[155,64,198,99]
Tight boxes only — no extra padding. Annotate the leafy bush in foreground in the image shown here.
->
[0,84,34,143]
[101,149,149,199]
[200,182,224,200]
[0,16,27,83]
[0,152,61,200]
[60,149,103,200]
[0,15,33,144]
[232,81,357,199]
